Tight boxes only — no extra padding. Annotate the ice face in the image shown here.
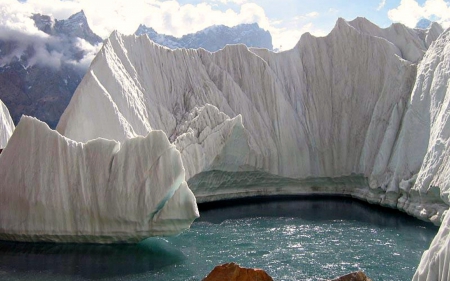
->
[0,116,199,243]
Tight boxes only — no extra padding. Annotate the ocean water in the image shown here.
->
[0,196,438,281]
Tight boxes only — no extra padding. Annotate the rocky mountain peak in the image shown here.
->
[416,18,433,29]
[135,22,273,51]
[54,10,102,45]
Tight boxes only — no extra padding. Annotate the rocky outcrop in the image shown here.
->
[202,263,273,281]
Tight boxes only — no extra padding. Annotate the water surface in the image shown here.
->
[0,196,438,280]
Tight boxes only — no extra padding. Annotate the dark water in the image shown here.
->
[0,196,438,280]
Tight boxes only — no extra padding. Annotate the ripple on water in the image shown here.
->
[0,196,439,281]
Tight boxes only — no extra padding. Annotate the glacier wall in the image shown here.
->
[57,17,446,222]
[49,17,450,279]
[0,116,199,243]
[0,99,14,148]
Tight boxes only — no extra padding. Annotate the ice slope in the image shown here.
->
[56,18,450,223]
[345,17,442,62]
[407,28,450,281]
[54,17,450,279]
[57,17,423,205]
[0,99,14,148]
[0,116,199,243]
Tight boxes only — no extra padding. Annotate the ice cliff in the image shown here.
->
[0,99,14,148]
[55,17,450,278]
[57,17,445,221]
[0,116,199,243]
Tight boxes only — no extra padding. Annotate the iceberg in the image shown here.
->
[0,116,199,243]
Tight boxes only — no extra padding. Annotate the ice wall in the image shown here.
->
[0,116,199,243]
[0,99,14,148]
[56,18,446,222]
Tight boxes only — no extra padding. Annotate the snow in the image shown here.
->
[0,116,199,243]
[0,99,14,148]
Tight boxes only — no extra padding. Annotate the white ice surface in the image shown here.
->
[0,116,199,243]
[0,99,14,148]
[54,18,450,279]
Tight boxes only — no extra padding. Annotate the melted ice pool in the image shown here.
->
[0,196,438,280]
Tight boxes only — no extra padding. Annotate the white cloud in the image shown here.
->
[306,12,319,18]
[216,0,248,4]
[3,0,328,54]
[377,0,386,11]
[388,0,450,28]
[0,0,100,70]
[270,22,326,51]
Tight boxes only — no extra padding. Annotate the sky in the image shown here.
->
[0,0,449,68]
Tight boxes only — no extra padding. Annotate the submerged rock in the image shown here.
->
[330,271,372,281]
[202,263,273,281]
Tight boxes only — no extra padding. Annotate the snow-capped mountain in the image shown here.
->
[415,18,433,29]
[0,11,102,128]
[135,23,273,51]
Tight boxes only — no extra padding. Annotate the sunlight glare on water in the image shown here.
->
[0,196,438,281]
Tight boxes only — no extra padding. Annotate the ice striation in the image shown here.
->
[57,17,444,218]
[409,28,450,281]
[55,18,450,278]
[0,116,199,243]
[0,98,14,148]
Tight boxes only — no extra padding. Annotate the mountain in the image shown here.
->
[135,23,273,51]
[0,14,274,128]
[53,11,102,45]
[416,18,433,29]
[0,11,102,128]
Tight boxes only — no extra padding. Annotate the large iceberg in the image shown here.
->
[0,116,199,243]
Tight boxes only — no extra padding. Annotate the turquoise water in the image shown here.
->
[0,196,438,281]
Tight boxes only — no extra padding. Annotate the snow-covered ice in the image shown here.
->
[0,99,14,148]
[0,116,199,243]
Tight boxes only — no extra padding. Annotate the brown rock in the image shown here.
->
[330,271,372,281]
[202,262,273,281]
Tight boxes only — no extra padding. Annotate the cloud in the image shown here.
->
[306,12,319,18]
[377,0,386,11]
[0,0,100,70]
[5,0,328,54]
[388,0,450,28]
[215,0,248,4]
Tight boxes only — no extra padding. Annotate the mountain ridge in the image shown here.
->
[135,22,273,51]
